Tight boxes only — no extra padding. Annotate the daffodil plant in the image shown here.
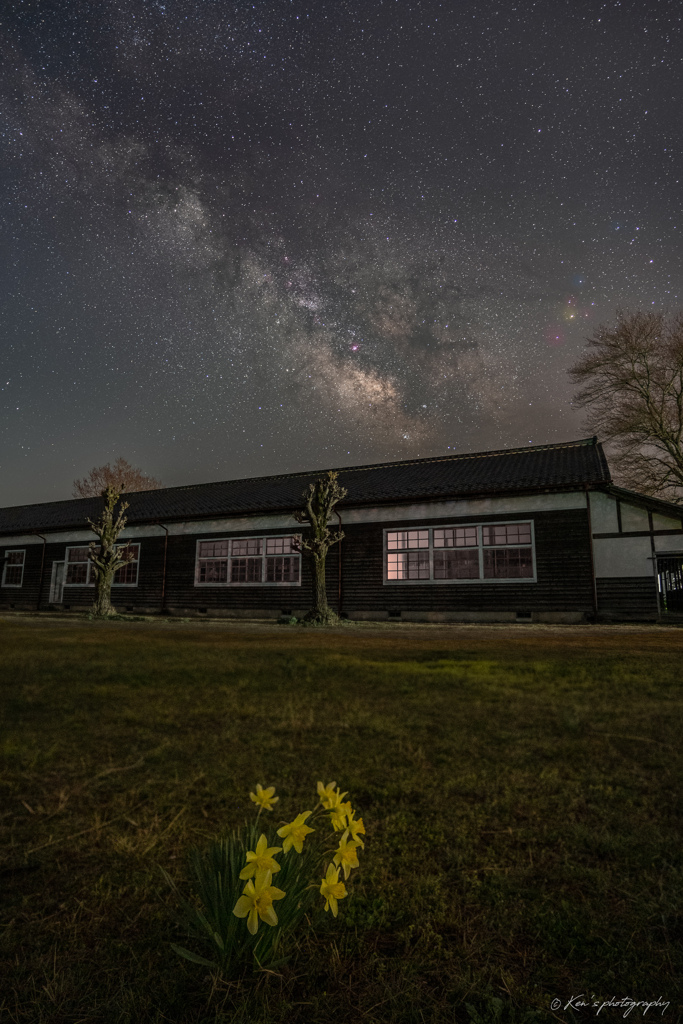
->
[163,780,365,977]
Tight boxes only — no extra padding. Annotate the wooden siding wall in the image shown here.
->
[0,541,46,610]
[1,507,599,617]
[596,578,659,619]
[342,508,593,615]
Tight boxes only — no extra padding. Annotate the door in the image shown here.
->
[49,561,65,604]
[657,556,683,614]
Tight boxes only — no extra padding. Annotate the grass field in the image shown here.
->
[1,617,682,1023]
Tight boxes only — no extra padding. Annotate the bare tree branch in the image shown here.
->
[73,458,162,498]
[569,310,683,499]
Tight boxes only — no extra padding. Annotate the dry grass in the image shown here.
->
[0,616,682,1023]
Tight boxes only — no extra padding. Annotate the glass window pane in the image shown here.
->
[483,548,533,578]
[434,549,480,579]
[231,557,262,582]
[266,536,296,555]
[199,540,229,558]
[7,551,25,565]
[199,559,228,583]
[266,556,300,582]
[386,550,429,579]
[232,538,263,557]
[482,523,532,546]
[68,547,90,562]
[434,527,478,548]
[4,566,23,585]
[386,530,429,551]
[66,563,89,584]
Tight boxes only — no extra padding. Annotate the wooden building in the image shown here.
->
[1,437,682,622]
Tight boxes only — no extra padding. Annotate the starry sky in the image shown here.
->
[1,0,681,506]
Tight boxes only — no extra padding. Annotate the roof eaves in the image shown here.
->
[604,484,683,520]
[119,480,609,527]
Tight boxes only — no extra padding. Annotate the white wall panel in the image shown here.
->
[593,536,653,577]
[654,534,683,553]
[652,512,683,531]
[621,503,649,532]
[589,491,618,533]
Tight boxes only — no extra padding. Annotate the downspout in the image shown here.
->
[159,524,169,614]
[334,509,343,616]
[584,487,599,620]
[35,534,47,611]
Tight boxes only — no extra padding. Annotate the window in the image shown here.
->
[387,530,429,579]
[65,546,93,585]
[197,540,229,583]
[2,549,25,587]
[114,544,140,585]
[482,523,532,546]
[195,535,301,586]
[65,543,141,586]
[434,549,480,579]
[385,521,535,584]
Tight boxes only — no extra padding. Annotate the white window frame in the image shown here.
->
[2,549,26,588]
[383,521,537,585]
[112,544,141,587]
[64,546,95,587]
[63,543,141,587]
[194,534,302,587]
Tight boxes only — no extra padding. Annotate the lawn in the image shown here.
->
[0,617,681,1023]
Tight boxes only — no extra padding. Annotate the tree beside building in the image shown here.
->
[73,458,162,498]
[570,310,683,499]
[86,486,135,618]
[294,471,347,625]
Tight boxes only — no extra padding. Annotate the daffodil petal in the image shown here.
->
[233,895,252,918]
[261,905,279,927]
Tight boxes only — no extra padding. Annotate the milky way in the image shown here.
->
[1,0,681,504]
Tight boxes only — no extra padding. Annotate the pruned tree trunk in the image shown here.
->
[309,551,336,625]
[86,486,135,619]
[93,567,117,617]
[294,471,347,626]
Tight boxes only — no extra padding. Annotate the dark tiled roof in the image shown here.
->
[0,437,612,536]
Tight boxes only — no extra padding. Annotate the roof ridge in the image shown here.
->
[128,436,600,494]
[0,437,599,513]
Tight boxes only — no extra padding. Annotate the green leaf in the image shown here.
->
[170,943,218,969]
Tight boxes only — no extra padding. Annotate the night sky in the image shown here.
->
[1,0,681,506]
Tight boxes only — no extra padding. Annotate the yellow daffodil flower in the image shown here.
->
[239,833,282,880]
[277,810,315,853]
[346,810,366,848]
[319,863,347,916]
[232,869,285,935]
[249,783,279,812]
[317,781,338,809]
[333,830,361,880]
[317,781,348,810]
[329,803,348,831]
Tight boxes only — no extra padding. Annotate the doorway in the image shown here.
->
[49,561,65,604]
[657,556,683,614]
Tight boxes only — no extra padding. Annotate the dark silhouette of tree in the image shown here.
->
[73,457,162,498]
[86,486,135,618]
[570,310,683,499]
[294,471,347,625]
